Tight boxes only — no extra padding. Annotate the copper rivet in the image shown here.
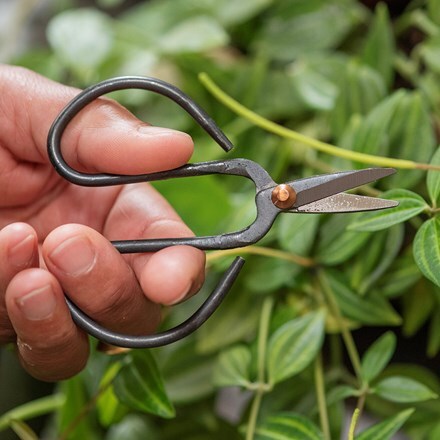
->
[271,184,297,209]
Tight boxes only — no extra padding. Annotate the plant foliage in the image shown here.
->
[2,0,440,439]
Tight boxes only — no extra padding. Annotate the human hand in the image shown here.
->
[0,65,205,381]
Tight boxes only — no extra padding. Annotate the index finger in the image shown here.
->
[0,65,194,175]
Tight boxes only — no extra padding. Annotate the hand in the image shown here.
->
[0,65,205,381]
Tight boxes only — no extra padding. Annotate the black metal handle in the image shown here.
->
[47,76,245,348]
[66,257,245,348]
[47,76,234,186]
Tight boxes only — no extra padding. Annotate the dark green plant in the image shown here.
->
[2,0,440,439]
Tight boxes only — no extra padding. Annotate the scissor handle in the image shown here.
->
[67,257,244,348]
[47,76,234,186]
[47,76,250,348]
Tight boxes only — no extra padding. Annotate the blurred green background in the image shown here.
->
[1,0,440,439]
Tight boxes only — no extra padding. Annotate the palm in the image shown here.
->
[0,144,123,241]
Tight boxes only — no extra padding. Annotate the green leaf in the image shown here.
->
[278,213,320,256]
[113,351,175,418]
[159,340,216,404]
[316,215,372,265]
[47,8,114,72]
[267,310,325,385]
[159,16,229,54]
[374,376,438,403]
[255,0,365,62]
[288,52,348,112]
[355,408,414,440]
[387,91,436,189]
[413,218,440,287]
[322,270,401,326]
[290,63,338,111]
[213,345,252,388]
[428,422,440,440]
[98,0,125,6]
[348,189,428,232]
[361,332,396,383]
[58,376,96,438]
[245,258,298,293]
[355,224,404,294]
[349,230,385,289]
[361,3,395,87]
[339,90,403,157]
[428,307,440,358]
[154,175,232,236]
[96,362,127,428]
[211,0,273,26]
[377,250,421,298]
[164,358,215,404]
[427,146,440,206]
[421,36,440,75]
[326,385,359,406]
[106,414,158,440]
[332,62,386,141]
[255,412,322,440]
[402,287,435,337]
[197,291,261,353]
[428,0,440,25]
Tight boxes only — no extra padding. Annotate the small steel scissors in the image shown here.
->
[47,76,397,349]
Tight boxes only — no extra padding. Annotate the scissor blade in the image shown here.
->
[289,168,396,208]
[294,192,398,213]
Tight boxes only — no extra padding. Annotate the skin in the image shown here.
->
[0,65,205,381]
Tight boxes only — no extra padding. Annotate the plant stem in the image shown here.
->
[348,408,360,440]
[318,271,363,381]
[59,380,113,440]
[199,73,440,172]
[0,394,65,432]
[246,297,274,440]
[247,392,264,440]
[314,353,331,440]
[207,246,315,267]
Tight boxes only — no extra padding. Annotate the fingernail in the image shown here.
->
[49,236,96,276]
[16,285,56,321]
[9,234,36,268]
[167,281,193,306]
[137,125,191,139]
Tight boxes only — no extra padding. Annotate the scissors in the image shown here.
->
[47,76,397,349]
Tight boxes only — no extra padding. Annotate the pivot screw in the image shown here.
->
[271,184,297,209]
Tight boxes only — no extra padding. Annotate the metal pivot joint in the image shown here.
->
[47,76,398,349]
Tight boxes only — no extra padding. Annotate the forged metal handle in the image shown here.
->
[47,76,245,348]
[47,75,234,186]
[67,257,245,348]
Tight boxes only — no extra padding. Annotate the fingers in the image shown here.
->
[0,223,39,342]
[5,268,89,381]
[104,184,206,305]
[42,224,161,335]
[139,246,205,305]
[61,104,194,175]
[0,65,194,174]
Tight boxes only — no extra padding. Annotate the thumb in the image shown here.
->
[1,65,194,175]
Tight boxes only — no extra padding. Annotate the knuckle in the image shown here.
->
[17,332,89,381]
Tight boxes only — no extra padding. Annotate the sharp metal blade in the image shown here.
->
[289,168,396,208]
[293,192,398,213]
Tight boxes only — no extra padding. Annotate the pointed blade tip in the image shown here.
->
[380,167,396,177]
[384,199,399,208]
[368,167,396,180]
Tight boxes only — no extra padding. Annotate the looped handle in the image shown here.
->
[66,257,244,348]
[47,76,244,348]
[47,76,234,187]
